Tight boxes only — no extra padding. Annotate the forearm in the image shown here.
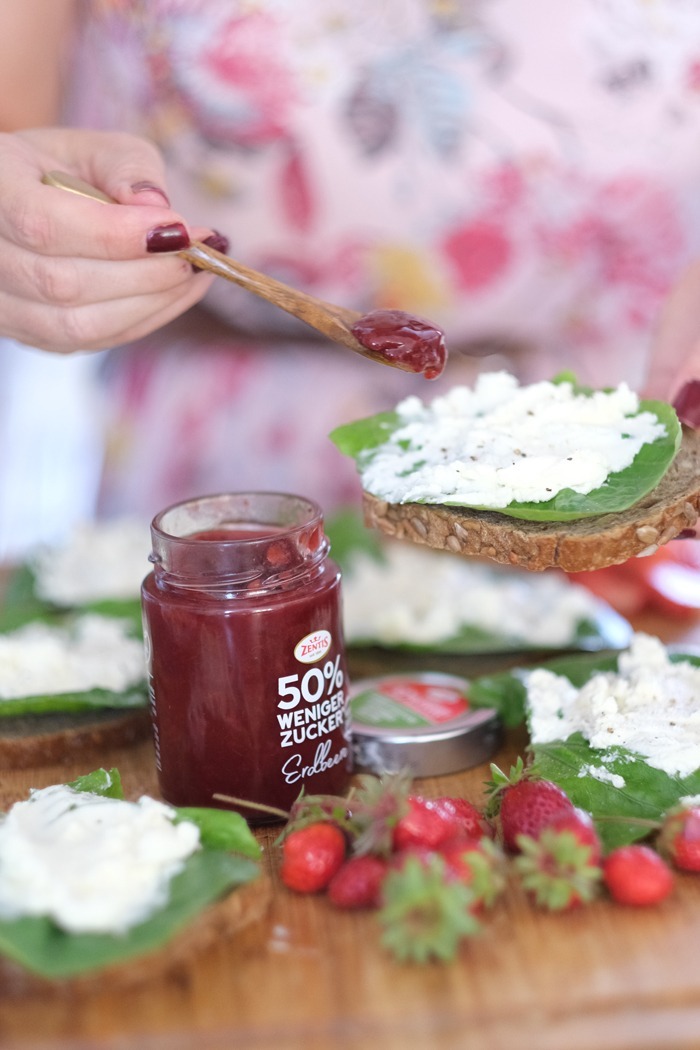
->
[0,0,76,130]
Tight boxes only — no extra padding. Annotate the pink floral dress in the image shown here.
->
[66,0,700,519]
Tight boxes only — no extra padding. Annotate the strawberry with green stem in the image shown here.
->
[378,853,480,963]
[486,757,575,853]
[515,807,602,911]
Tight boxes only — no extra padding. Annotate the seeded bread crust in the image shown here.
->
[362,425,700,573]
[0,709,151,770]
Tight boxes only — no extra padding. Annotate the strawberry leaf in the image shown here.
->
[529,734,700,851]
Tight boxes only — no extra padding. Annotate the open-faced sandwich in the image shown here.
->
[0,519,151,767]
[0,768,268,986]
[330,371,700,572]
[467,633,700,851]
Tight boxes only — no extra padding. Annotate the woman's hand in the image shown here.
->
[646,260,700,426]
[0,127,221,353]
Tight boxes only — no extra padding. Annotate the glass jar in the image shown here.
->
[141,492,351,821]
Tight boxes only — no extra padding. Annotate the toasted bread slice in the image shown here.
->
[362,425,700,573]
[0,709,151,770]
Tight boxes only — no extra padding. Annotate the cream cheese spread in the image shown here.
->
[0,785,200,934]
[341,542,621,648]
[360,372,665,506]
[0,614,146,699]
[525,633,700,777]
[31,519,150,606]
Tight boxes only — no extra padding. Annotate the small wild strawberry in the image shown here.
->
[392,795,459,852]
[603,845,674,906]
[514,807,602,911]
[491,765,575,853]
[432,796,493,840]
[544,806,602,866]
[658,804,700,872]
[378,853,480,963]
[280,822,346,894]
[327,854,388,910]
[440,836,507,910]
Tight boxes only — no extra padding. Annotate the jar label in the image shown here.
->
[276,647,349,787]
[293,629,332,663]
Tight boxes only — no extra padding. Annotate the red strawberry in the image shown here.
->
[392,795,460,852]
[604,845,674,906]
[498,778,575,853]
[279,822,346,894]
[432,796,493,840]
[379,852,480,963]
[514,807,602,910]
[542,806,602,866]
[327,854,388,909]
[440,836,507,910]
[658,805,700,871]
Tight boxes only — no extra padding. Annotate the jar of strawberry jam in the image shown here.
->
[141,492,351,822]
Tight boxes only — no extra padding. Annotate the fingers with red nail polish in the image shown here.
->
[146,223,191,253]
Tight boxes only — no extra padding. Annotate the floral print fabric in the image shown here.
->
[66,0,700,517]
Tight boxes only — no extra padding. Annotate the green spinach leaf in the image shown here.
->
[0,684,148,718]
[0,851,258,979]
[0,771,261,978]
[329,393,681,522]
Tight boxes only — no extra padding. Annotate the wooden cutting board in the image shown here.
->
[0,613,699,1049]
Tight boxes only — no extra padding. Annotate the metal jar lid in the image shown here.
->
[349,671,502,778]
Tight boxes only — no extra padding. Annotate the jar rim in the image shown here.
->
[148,491,328,593]
[151,491,323,545]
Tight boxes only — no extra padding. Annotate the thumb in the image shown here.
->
[65,128,174,210]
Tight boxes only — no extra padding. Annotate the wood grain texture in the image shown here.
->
[0,616,699,1050]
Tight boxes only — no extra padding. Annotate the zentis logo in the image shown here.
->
[294,630,332,664]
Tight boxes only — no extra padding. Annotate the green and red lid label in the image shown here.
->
[350,675,470,729]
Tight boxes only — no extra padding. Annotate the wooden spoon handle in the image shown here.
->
[41,170,362,350]
[182,242,362,349]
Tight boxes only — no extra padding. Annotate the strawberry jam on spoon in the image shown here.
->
[351,308,447,380]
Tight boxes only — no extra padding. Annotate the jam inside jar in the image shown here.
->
[141,492,352,822]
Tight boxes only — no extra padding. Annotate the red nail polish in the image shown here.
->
[132,181,171,206]
[203,231,229,254]
[673,379,700,428]
[146,223,190,253]
[190,231,231,272]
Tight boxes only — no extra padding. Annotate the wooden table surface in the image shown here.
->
[1,613,700,1050]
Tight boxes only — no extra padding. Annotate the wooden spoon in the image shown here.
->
[41,170,446,377]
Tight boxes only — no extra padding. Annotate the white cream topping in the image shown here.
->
[359,372,665,507]
[0,785,200,934]
[525,633,700,777]
[0,615,145,699]
[31,519,150,606]
[341,542,624,648]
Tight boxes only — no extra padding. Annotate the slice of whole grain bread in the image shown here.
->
[362,425,700,573]
[0,708,151,770]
